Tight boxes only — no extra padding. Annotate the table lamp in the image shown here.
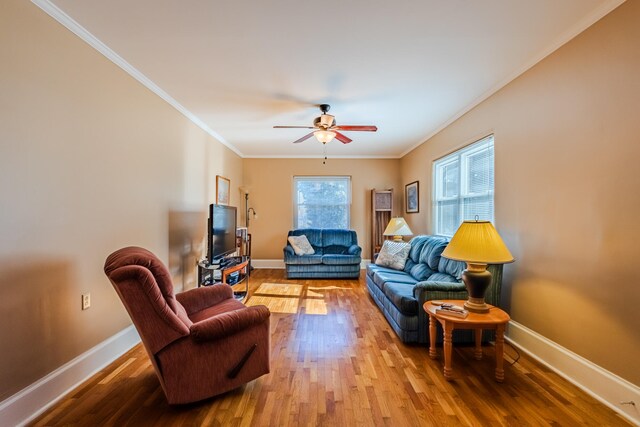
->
[383,217,413,241]
[441,219,514,313]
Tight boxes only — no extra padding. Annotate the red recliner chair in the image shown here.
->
[104,246,270,404]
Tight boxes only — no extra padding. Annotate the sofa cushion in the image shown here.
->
[407,236,430,264]
[322,254,361,265]
[402,258,416,273]
[323,245,349,254]
[419,237,449,270]
[383,282,419,315]
[409,263,434,281]
[284,254,323,265]
[426,272,459,283]
[438,257,465,280]
[366,263,387,280]
[287,235,315,255]
[375,241,410,270]
[373,270,417,288]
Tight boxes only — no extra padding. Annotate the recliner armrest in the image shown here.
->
[176,285,233,316]
[413,281,467,300]
[190,305,271,341]
[347,244,362,256]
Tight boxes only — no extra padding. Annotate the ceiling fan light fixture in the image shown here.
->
[320,114,334,127]
[314,130,336,143]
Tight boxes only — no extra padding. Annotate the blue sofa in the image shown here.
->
[366,235,503,344]
[283,229,362,279]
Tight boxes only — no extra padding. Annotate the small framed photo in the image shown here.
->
[405,181,419,213]
[216,175,230,205]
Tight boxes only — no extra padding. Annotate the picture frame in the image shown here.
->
[405,181,419,213]
[216,175,230,205]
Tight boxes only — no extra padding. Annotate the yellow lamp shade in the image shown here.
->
[383,217,413,237]
[442,220,514,264]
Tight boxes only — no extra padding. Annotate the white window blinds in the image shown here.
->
[433,135,494,237]
[293,176,351,229]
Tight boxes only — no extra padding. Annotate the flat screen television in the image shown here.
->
[207,204,237,262]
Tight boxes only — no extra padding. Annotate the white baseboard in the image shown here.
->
[506,320,640,426]
[0,325,140,427]
[252,259,285,269]
[252,259,371,270]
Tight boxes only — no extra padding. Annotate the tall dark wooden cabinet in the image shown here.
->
[371,189,393,259]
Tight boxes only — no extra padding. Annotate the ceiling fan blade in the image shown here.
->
[334,132,352,144]
[292,132,315,144]
[333,125,378,132]
[274,125,315,129]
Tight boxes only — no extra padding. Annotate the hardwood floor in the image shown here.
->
[31,270,629,426]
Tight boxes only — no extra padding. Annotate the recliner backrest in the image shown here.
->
[104,247,192,354]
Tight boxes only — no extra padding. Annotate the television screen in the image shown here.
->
[208,204,237,261]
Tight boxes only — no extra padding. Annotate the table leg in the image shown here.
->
[429,314,437,359]
[443,322,453,381]
[474,329,483,360]
[495,323,506,382]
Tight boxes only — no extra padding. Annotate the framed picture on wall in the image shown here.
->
[405,181,419,213]
[216,175,230,205]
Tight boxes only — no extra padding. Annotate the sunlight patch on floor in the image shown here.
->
[306,289,324,298]
[254,282,303,296]
[304,299,328,315]
[246,295,299,314]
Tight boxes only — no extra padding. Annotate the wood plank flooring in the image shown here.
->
[30,270,630,426]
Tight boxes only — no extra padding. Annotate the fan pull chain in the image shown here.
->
[323,142,327,165]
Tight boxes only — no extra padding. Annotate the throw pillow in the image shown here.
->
[288,235,315,256]
[375,240,411,270]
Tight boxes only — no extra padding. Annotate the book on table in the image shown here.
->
[435,305,469,318]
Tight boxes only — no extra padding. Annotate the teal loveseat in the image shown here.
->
[284,229,362,279]
[366,235,503,343]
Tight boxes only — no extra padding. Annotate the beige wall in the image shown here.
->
[243,158,401,260]
[3,0,638,405]
[401,1,639,384]
[0,0,242,400]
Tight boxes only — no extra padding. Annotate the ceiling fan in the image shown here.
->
[273,104,377,144]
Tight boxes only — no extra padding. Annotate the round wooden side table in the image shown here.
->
[423,299,510,382]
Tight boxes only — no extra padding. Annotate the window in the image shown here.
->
[293,176,351,229]
[432,135,494,237]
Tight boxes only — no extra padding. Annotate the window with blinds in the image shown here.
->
[432,135,494,237]
[293,176,351,229]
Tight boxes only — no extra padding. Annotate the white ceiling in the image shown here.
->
[41,0,622,158]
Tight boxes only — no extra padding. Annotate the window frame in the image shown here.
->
[292,175,352,229]
[432,135,495,237]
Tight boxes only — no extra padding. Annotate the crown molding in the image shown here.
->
[244,154,401,159]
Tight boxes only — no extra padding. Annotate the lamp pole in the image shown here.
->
[244,192,250,228]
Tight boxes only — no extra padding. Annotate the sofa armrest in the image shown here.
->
[190,305,271,342]
[413,281,467,300]
[283,245,295,256]
[176,285,233,316]
[347,244,362,256]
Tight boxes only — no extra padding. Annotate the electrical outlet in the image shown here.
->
[82,293,91,310]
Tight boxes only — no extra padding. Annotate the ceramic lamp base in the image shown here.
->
[462,264,492,313]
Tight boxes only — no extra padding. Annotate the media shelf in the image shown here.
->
[197,256,250,301]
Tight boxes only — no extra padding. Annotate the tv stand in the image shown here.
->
[197,256,250,301]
